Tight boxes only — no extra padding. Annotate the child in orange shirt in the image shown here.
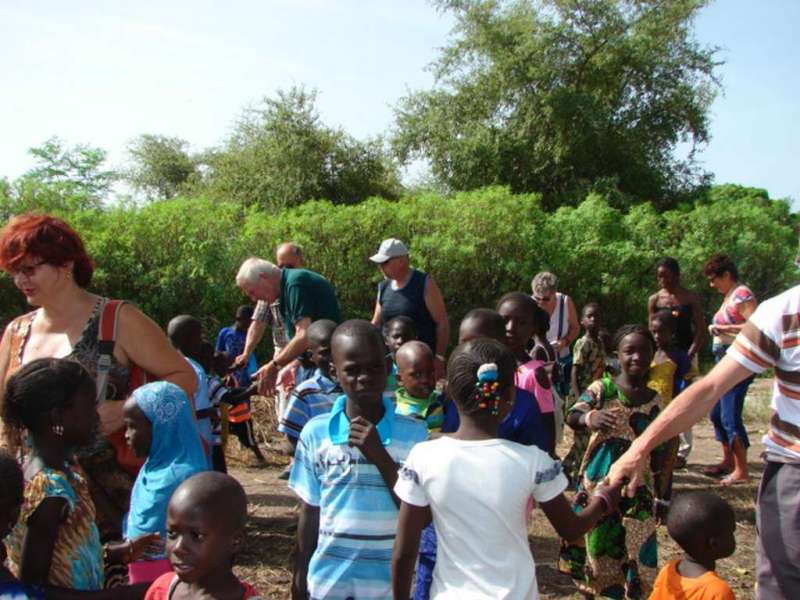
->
[649,491,736,600]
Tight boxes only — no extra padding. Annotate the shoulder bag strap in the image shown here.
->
[96,299,126,403]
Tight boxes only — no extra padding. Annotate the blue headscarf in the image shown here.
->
[124,382,208,553]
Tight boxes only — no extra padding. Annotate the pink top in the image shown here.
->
[713,284,755,326]
[516,359,554,413]
[144,572,263,599]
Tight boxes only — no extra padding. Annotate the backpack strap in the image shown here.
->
[96,299,126,403]
[557,293,566,341]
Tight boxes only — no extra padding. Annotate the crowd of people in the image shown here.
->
[0,212,795,600]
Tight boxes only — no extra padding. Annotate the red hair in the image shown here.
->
[0,214,94,287]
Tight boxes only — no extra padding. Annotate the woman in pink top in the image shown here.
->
[703,255,758,485]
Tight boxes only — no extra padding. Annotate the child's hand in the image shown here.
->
[348,416,386,465]
[129,532,161,561]
[584,408,618,431]
[592,480,623,514]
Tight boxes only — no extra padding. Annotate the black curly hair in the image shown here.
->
[2,358,95,436]
[613,324,656,353]
[446,338,516,416]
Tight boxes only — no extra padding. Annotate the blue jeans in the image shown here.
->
[709,344,753,447]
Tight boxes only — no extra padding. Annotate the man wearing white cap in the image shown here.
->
[370,238,450,379]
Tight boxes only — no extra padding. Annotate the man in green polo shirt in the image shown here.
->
[236,257,341,395]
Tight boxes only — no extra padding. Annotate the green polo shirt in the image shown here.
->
[279,268,342,339]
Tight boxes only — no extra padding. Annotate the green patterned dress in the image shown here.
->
[559,375,663,599]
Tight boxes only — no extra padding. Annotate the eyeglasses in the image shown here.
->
[533,295,553,303]
[12,261,47,279]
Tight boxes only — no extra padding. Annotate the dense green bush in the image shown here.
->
[0,186,796,358]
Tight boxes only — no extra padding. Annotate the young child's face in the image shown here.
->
[397,351,435,399]
[497,300,535,351]
[308,336,333,376]
[581,306,600,335]
[166,500,240,584]
[617,333,654,379]
[385,322,415,356]
[123,399,152,458]
[649,318,672,351]
[331,335,387,407]
[61,387,98,447]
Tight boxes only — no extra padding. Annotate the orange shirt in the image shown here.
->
[649,560,735,600]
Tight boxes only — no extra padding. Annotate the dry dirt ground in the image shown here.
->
[228,378,772,599]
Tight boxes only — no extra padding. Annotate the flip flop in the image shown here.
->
[719,475,749,487]
[702,465,731,477]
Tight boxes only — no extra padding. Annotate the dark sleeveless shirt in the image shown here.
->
[378,269,437,352]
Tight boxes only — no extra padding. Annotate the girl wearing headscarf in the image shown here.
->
[122,382,208,583]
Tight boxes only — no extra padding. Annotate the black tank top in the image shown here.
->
[378,269,437,351]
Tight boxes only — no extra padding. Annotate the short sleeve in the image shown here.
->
[143,572,175,600]
[278,388,313,439]
[252,300,271,323]
[529,449,568,503]
[572,338,587,365]
[731,285,755,306]
[394,446,429,507]
[40,471,77,511]
[570,379,603,413]
[728,301,781,374]
[215,329,226,352]
[288,427,321,506]
[283,279,313,326]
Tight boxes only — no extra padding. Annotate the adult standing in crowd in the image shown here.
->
[236,257,341,396]
[647,256,706,466]
[0,214,196,545]
[531,271,579,398]
[703,254,758,485]
[369,238,450,379]
[234,242,306,418]
[609,282,800,600]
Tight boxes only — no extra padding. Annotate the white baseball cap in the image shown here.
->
[370,238,409,264]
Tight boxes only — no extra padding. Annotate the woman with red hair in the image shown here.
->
[0,214,196,577]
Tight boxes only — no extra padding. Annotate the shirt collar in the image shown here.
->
[328,394,396,446]
[313,369,340,393]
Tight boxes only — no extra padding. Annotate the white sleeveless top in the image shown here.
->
[546,292,571,359]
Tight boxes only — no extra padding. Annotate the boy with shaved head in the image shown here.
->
[395,341,445,432]
[144,472,261,599]
[289,320,428,600]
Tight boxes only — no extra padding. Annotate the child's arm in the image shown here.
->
[570,363,580,398]
[540,481,622,540]
[348,416,402,507]
[392,502,433,600]
[292,501,320,600]
[18,497,67,584]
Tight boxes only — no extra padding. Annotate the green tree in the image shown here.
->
[205,86,402,211]
[125,134,198,200]
[393,0,720,210]
[24,137,117,200]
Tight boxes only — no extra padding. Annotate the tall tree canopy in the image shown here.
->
[125,134,198,200]
[393,0,720,210]
[205,87,402,211]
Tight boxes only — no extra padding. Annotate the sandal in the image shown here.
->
[702,464,731,477]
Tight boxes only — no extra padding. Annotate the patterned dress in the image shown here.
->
[6,463,104,590]
[4,299,134,542]
[560,376,663,599]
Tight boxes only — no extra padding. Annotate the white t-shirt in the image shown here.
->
[394,436,568,600]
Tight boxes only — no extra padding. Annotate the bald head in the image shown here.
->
[170,471,248,531]
[395,341,433,369]
[276,242,304,268]
[167,315,202,356]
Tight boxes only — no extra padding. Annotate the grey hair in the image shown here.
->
[236,257,281,285]
[531,271,558,296]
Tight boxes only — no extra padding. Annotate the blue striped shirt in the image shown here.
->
[289,394,428,600]
[278,369,340,440]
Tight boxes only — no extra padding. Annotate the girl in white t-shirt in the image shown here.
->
[392,338,623,600]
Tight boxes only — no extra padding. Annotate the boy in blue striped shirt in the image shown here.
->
[289,320,428,600]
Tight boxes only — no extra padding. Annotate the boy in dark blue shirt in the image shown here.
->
[216,305,258,387]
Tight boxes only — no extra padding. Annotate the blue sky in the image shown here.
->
[1,0,798,204]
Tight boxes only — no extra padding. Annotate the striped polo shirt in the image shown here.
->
[728,284,800,462]
[289,394,428,600]
[278,369,341,440]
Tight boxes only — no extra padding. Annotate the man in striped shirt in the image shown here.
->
[288,320,428,600]
[609,284,800,599]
